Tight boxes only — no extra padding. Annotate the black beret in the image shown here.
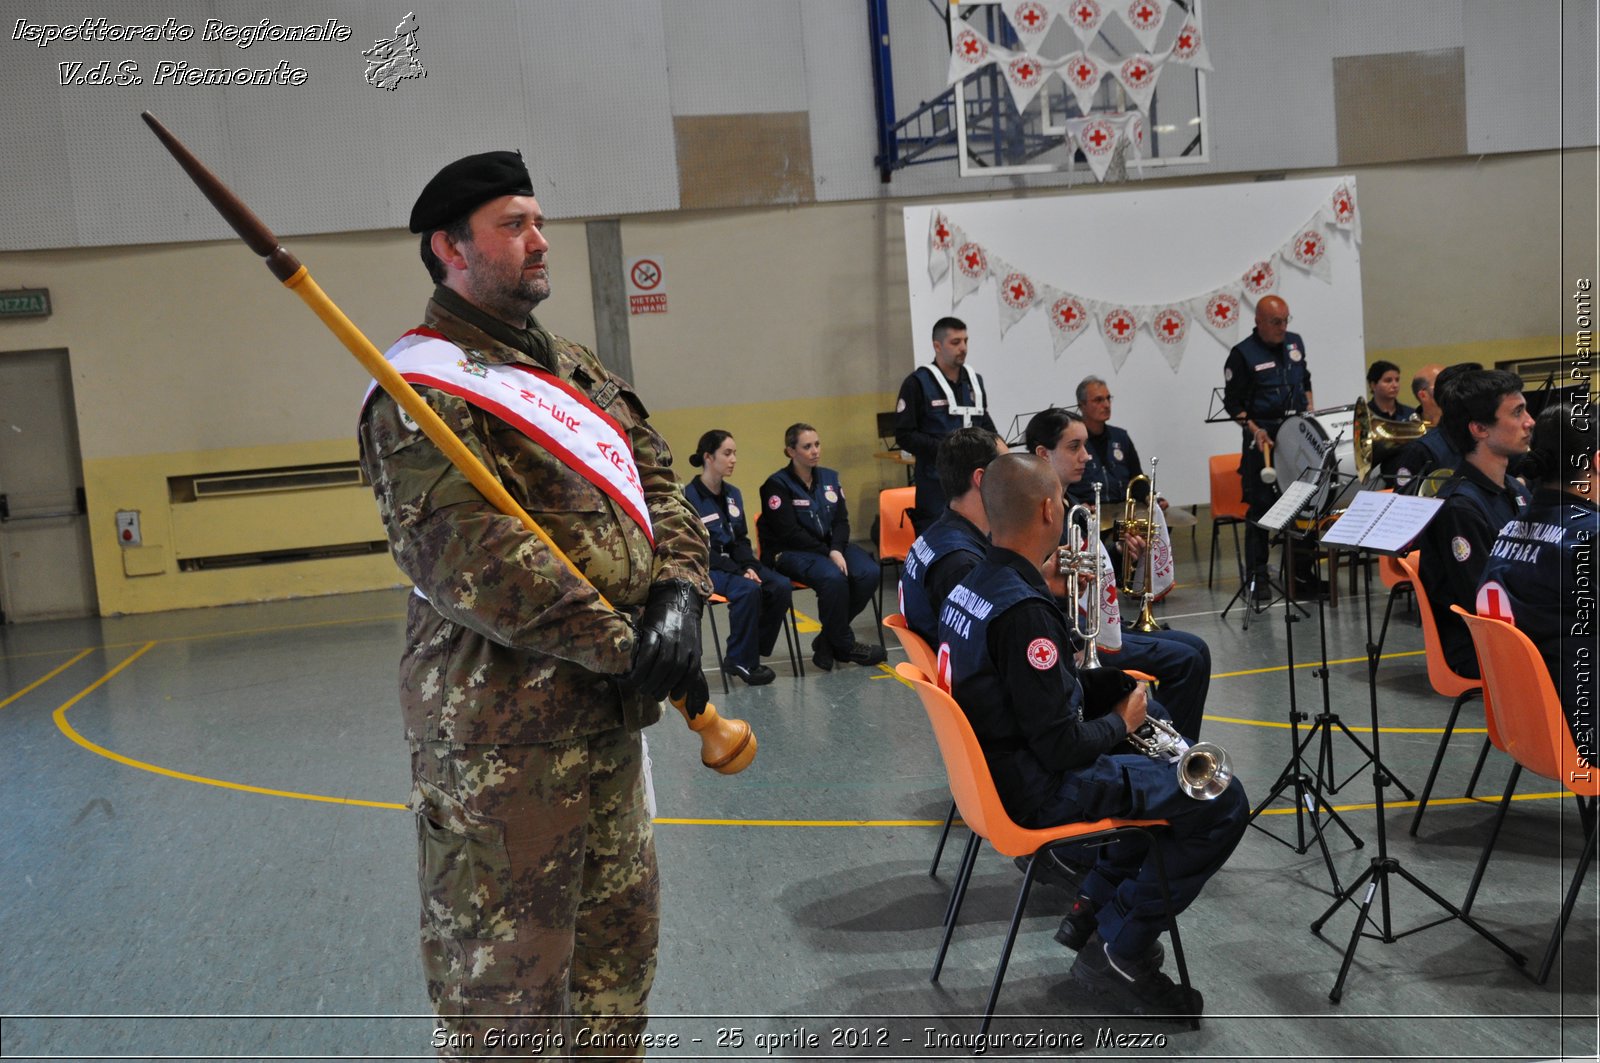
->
[409,150,534,234]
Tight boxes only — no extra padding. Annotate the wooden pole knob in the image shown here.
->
[670,697,757,775]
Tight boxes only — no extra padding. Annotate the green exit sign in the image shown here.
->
[0,289,51,318]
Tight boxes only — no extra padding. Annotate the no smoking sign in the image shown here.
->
[625,255,667,315]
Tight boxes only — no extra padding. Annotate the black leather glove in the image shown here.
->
[674,669,710,720]
[624,579,704,703]
[1078,666,1138,719]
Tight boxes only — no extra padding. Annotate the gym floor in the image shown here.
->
[1,531,1594,1062]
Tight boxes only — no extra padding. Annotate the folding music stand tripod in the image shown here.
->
[1308,491,1526,1001]
[1245,469,1362,893]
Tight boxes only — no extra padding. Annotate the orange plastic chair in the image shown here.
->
[885,615,961,876]
[875,486,917,641]
[1401,553,1487,835]
[1373,549,1418,657]
[1207,453,1248,589]
[1455,607,1598,984]
[895,662,1192,1034]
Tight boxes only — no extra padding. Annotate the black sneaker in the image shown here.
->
[841,640,886,666]
[729,663,776,686]
[1068,933,1200,1017]
[1250,576,1273,603]
[1016,850,1088,893]
[1055,900,1163,966]
[811,637,834,672]
[1294,576,1329,600]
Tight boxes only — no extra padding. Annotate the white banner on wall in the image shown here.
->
[900,177,1367,507]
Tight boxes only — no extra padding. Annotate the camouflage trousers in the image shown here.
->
[410,725,659,1060]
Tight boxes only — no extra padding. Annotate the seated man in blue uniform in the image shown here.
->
[1418,369,1533,678]
[686,429,793,685]
[1024,408,1211,742]
[1477,400,1598,762]
[897,426,1008,647]
[1394,361,1480,494]
[895,316,998,532]
[1070,375,1162,582]
[759,422,886,670]
[937,454,1248,1016]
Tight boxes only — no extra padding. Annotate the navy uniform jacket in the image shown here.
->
[895,365,997,515]
[898,509,988,646]
[1069,423,1150,506]
[1221,328,1312,445]
[1370,400,1418,423]
[757,464,851,565]
[938,546,1130,820]
[1479,487,1600,764]
[1419,462,1531,675]
[1394,428,1461,493]
[685,478,759,577]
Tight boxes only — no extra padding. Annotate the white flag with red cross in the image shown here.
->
[947,23,1002,86]
[1164,15,1214,71]
[1094,301,1146,373]
[1330,181,1361,244]
[992,257,1041,337]
[1281,213,1334,284]
[1111,52,1164,115]
[1240,259,1279,306]
[1059,51,1107,114]
[1063,0,1112,47]
[999,50,1057,113]
[1079,538,1124,655]
[1042,285,1093,357]
[1065,115,1124,180]
[1119,0,1171,52]
[1002,0,1063,54]
[951,231,990,307]
[1188,287,1244,347]
[928,210,954,286]
[1149,497,1176,599]
[1149,304,1191,372]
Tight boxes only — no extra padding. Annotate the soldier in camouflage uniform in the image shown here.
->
[359,151,711,1059]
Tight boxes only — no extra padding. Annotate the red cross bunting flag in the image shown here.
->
[1189,287,1245,347]
[1059,50,1107,113]
[1064,0,1111,47]
[1149,498,1176,598]
[1042,285,1093,357]
[1084,539,1124,654]
[1120,0,1171,53]
[1164,15,1213,72]
[947,22,1001,86]
[1064,112,1142,181]
[927,210,954,286]
[1000,50,1057,113]
[1094,301,1147,372]
[1002,0,1064,54]
[992,257,1042,337]
[951,231,990,307]
[1111,53,1163,114]
[1330,181,1361,243]
[1240,259,1279,305]
[1149,304,1191,371]
[1281,213,1334,283]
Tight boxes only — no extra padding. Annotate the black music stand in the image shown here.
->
[1222,473,1314,628]
[1308,491,1526,1001]
[1246,469,1363,893]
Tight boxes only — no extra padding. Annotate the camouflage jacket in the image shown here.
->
[358,295,710,745]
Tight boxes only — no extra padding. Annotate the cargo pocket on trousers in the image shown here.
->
[412,777,517,941]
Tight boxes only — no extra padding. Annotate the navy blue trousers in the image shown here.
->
[1105,628,1211,742]
[710,565,792,670]
[771,545,878,653]
[1023,755,1249,959]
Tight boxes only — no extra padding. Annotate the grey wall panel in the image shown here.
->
[803,0,886,204]
[1,38,97,249]
[663,0,808,116]
[1330,0,1464,57]
[1463,0,1591,153]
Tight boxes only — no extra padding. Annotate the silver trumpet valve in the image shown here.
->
[1059,482,1104,670]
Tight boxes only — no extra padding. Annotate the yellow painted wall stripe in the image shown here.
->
[0,648,93,710]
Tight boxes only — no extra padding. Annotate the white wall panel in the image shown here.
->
[1463,0,1591,153]
[1329,0,1464,57]
[663,0,808,116]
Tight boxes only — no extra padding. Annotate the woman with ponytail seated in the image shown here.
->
[1477,401,1599,759]
[686,430,792,686]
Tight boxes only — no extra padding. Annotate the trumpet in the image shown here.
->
[1116,459,1162,633]
[1058,482,1104,670]
[1124,713,1235,801]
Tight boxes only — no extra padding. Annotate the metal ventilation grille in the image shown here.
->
[170,462,368,502]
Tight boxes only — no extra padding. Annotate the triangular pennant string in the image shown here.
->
[1148,304,1191,372]
[1118,0,1171,53]
[993,258,1041,337]
[947,23,1003,87]
[927,210,953,286]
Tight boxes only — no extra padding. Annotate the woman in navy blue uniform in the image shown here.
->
[686,430,793,685]
[1477,401,1598,762]
[1366,359,1418,423]
[758,423,886,670]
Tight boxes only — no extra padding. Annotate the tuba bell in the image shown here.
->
[1353,397,1429,484]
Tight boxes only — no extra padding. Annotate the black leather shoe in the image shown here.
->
[1068,933,1193,1016]
[729,663,776,686]
[1054,899,1163,965]
[1250,576,1274,603]
[841,641,886,666]
[1294,576,1330,599]
[811,637,834,672]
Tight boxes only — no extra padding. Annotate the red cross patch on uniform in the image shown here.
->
[1026,638,1059,670]
[1476,580,1515,623]
[768,495,781,511]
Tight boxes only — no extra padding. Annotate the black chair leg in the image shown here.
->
[706,603,732,695]
[1535,806,1598,985]
[978,855,1041,1037]
[1463,737,1494,799]
[1207,523,1219,589]
[1376,583,1406,659]
[1462,764,1522,917]
[929,801,957,877]
[1410,689,1479,836]
[933,833,981,981]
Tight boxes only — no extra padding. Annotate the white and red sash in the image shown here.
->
[365,328,654,545]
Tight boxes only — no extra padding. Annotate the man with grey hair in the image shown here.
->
[1068,375,1160,514]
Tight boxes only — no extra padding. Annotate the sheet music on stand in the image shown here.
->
[1319,491,1444,554]
[1257,480,1321,531]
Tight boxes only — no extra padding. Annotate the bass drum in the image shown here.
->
[1273,408,1359,515]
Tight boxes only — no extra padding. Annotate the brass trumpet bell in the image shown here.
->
[1353,397,1429,482]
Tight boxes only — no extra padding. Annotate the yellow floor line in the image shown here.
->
[1213,649,1424,679]
[0,648,94,710]
[789,607,821,633]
